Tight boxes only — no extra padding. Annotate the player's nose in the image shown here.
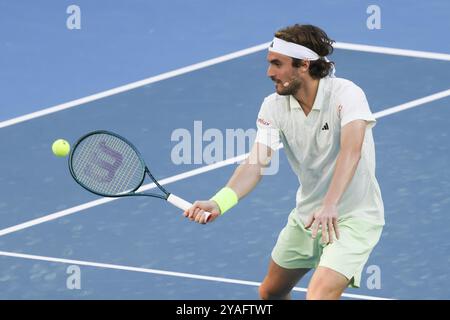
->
[266,65,276,78]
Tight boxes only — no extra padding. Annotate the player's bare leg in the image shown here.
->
[259,259,310,300]
[306,266,350,300]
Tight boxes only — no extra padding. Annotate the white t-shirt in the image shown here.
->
[255,77,384,225]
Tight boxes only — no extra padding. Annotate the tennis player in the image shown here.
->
[184,24,385,300]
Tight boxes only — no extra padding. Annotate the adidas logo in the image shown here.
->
[321,122,329,131]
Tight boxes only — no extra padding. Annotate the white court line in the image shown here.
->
[335,42,450,61]
[0,41,449,129]
[0,153,249,237]
[0,250,393,300]
[0,88,449,238]
[373,89,450,118]
[0,43,269,130]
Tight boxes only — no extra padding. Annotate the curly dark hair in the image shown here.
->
[274,24,335,79]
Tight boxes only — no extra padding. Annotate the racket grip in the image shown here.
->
[167,194,212,222]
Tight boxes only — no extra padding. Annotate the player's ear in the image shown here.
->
[299,60,310,74]
[292,58,309,76]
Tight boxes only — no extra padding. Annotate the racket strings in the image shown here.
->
[110,137,141,194]
[71,133,145,196]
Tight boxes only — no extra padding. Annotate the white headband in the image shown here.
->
[268,37,320,61]
[268,37,336,77]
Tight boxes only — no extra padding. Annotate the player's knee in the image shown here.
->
[258,283,289,300]
[258,284,270,300]
[306,283,340,300]
[306,288,324,300]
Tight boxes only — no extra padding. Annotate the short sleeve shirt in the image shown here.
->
[255,77,384,225]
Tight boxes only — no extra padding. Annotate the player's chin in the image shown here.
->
[274,83,283,94]
[275,87,290,96]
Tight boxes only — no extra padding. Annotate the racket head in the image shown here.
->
[69,130,147,197]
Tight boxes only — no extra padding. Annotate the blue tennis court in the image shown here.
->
[1,1,449,300]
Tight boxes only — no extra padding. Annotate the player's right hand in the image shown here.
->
[184,200,221,224]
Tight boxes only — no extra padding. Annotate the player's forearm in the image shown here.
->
[226,161,263,199]
[323,149,361,206]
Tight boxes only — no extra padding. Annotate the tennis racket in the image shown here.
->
[68,130,212,223]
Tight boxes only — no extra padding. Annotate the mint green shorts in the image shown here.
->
[271,209,383,288]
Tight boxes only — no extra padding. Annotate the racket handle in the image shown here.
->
[167,194,212,222]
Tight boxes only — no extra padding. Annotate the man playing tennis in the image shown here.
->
[184,24,385,300]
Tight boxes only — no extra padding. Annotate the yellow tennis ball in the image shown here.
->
[52,139,70,157]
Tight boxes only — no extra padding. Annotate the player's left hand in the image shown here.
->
[305,204,340,244]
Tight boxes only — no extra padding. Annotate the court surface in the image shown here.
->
[0,1,449,299]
